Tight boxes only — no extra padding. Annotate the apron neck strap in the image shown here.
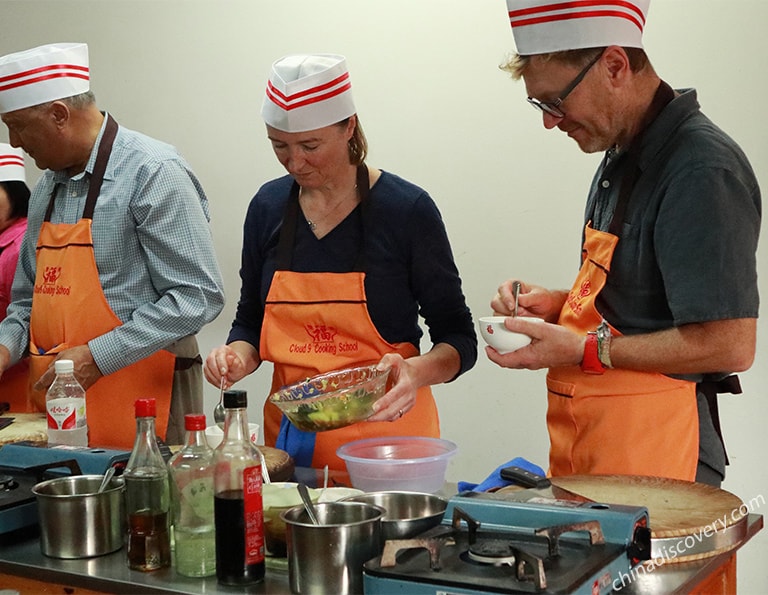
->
[276,163,370,271]
[44,113,119,222]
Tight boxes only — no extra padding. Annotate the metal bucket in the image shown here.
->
[32,474,125,559]
[282,501,384,595]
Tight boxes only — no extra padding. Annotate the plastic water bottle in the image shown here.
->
[213,390,265,585]
[124,398,171,571]
[45,359,88,447]
[169,413,216,577]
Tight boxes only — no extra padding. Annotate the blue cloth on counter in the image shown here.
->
[457,457,546,493]
[275,416,316,468]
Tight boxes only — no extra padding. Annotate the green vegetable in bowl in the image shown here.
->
[284,388,381,432]
[270,364,390,432]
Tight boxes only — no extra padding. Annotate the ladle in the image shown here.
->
[298,483,319,525]
[97,466,116,493]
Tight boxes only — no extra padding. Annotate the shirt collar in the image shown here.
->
[0,217,26,247]
[638,88,698,167]
[52,111,114,185]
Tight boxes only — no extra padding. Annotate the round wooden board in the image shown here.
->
[258,445,295,482]
[551,475,745,538]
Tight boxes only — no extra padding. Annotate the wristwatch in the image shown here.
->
[581,331,604,374]
[596,319,613,369]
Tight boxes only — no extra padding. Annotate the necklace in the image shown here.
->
[301,184,358,232]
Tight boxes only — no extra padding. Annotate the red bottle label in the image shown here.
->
[243,465,264,565]
[46,402,78,430]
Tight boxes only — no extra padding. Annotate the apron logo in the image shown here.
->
[306,324,338,342]
[44,266,61,284]
[34,266,71,296]
[566,280,591,315]
[287,324,359,356]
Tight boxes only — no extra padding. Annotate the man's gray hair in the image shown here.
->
[32,90,96,112]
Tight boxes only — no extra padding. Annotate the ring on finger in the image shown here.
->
[398,409,404,418]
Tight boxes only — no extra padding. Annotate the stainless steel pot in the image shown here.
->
[32,474,125,559]
[282,501,384,595]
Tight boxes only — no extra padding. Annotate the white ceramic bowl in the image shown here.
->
[478,316,544,354]
[205,423,260,449]
[263,482,320,557]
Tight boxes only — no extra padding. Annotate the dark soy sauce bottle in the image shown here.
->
[213,389,264,585]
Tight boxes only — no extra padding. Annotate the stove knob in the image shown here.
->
[0,474,18,491]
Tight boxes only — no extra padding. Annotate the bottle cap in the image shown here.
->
[223,390,247,409]
[134,398,156,418]
[184,413,206,431]
[54,359,74,374]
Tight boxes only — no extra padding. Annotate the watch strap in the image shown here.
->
[581,332,605,375]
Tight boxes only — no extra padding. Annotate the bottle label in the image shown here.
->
[46,397,86,430]
[242,465,264,565]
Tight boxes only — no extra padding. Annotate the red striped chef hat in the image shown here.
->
[507,0,650,55]
[0,144,25,183]
[261,54,356,133]
[0,43,89,114]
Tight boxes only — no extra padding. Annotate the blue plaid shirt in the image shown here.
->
[0,113,225,375]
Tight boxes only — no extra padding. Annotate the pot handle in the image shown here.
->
[26,459,83,481]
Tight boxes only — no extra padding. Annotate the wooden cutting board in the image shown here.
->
[550,474,748,562]
[0,413,47,446]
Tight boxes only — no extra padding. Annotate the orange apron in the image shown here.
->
[546,224,698,481]
[28,115,174,449]
[260,166,439,470]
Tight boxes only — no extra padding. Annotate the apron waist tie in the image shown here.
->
[697,374,742,466]
[174,354,202,371]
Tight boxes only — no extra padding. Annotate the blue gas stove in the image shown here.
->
[364,490,651,595]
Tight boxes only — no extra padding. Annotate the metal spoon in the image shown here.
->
[298,483,319,525]
[97,466,116,493]
[318,464,329,501]
[213,376,226,429]
[512,281,521,317]
[257,447,271,484]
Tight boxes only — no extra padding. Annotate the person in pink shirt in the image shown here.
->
[0,143,30,406]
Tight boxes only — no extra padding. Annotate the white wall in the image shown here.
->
[2,1,765,590]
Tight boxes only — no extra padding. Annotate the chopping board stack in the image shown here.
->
[550,474,748,563]
[0,413,295,482]
[0,413,47,446]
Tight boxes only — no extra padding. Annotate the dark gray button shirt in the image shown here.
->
[584,88,761,477]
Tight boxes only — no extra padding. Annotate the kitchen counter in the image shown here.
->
[1,515,762,594]
[0,441,762,595]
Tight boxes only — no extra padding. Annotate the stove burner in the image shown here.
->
[0,474,18,491]
[467,539,517,566]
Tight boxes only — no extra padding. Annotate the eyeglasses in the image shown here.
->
[527,51,603,118]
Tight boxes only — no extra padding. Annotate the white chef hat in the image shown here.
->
[261,54,356,133]
[506,0,650,55]
[0,42,90,114]
[0,144,25,183]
